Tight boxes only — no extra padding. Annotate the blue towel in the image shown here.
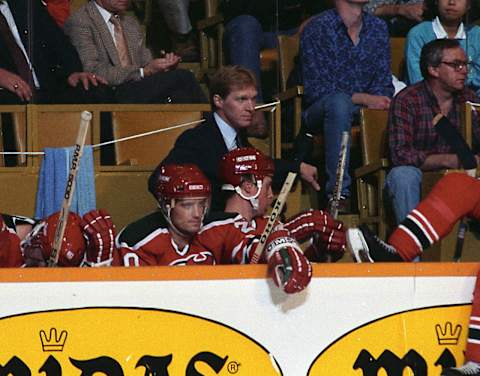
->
[35,146,96,218]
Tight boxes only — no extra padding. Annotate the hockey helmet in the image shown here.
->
[219,147,274,189]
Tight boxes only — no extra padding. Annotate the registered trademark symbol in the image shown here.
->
[227,361,240,374]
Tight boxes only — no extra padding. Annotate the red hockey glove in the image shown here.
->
[265,229,312,294]
[81,209,116,267]
[285,209,346,259]
[0,216,23,267]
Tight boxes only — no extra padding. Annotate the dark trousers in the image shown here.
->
[114,69,207,104]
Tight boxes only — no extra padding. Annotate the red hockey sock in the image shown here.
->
[388,173,480,261]
[466,270,480,363]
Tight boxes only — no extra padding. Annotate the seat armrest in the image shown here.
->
[197,15,224,30]
[276,86,304,101]
[355,159,389,177]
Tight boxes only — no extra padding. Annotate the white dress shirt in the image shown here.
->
[214,112,239,151]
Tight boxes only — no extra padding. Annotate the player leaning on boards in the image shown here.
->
[0,210,115,267]
[217,147,346,267]
[114,163,312,293]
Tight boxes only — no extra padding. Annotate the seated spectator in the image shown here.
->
[221,0,308,136]
[386,39,479,224]
[46,0,70,27]
[64,0,207,104]
[0,210,115,267]
[0,0,110,104]
[364,0,425,36]
[405,0,480,95]
[148,65,320,211]
[300,0,393,212]
[157,0,199,62]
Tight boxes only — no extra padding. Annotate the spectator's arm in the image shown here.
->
[388,96,428,166]
[405,26,426,84]
[301,19,339,105]
[367,21,395,98]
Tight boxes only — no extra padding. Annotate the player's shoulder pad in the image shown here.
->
[203,211,238,226]
[118,211,168,246]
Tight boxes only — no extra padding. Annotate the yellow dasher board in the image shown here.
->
[0,307,282,375]
[309,305,470,375]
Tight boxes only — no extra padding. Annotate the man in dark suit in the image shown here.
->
[0,0,110,104]
[63,0,206,104]
[148,65,320,210]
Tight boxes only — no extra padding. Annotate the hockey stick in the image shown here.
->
[47,111,92,267]
[328,131,350,220]
[250,171,297,264]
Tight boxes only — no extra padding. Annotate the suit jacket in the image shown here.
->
[148,113,299,210]
[64,1,152,86]
[0,0,83,93]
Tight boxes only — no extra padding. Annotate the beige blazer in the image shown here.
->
[64,1,152,85]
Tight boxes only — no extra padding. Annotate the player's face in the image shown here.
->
[96,0,130,13]
[214,86,257,130]
[438,0,469,22]
[170,198,209,236]
[255,176,274,216]
[436,47,469,91]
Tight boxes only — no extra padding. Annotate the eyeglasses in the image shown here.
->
[440,61,470,72]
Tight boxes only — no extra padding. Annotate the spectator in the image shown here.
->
[386,39,479,224]
[221,0,308,136]
[0,0,110,104]
[300,0,394,212]
[157,0,199,62]
[364,0,424,36]
[405,0,480,95]
[64,0,206,104]
[148,65,320,211]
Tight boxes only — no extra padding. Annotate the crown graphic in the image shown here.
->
[39,328,68,352]
[435,322,461,345]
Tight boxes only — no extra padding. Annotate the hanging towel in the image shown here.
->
[35,146,96,218]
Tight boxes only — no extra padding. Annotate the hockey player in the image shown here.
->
[114,163,312,293]
[346,172,480,375]
[0,209,115,267]
[215,147,346,263]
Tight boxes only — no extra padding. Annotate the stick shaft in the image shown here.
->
[328,131,350,219]
[250,172,297,264]
[47,111,91,267]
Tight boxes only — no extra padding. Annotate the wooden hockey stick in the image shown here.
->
[328,131,350,220]
[250,171,297,264]
[47,111,92,267]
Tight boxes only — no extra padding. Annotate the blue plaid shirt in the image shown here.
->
[301,9,394,107]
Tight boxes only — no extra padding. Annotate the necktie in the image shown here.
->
[109,15,132,67]
[235,134,243,148]
[0,11,35,87]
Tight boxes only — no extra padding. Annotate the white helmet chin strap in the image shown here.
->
[158,199,207,238]
[223,180,263,210]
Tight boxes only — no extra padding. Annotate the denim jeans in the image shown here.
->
[223,15,296,102]
[385,166,422,224]
[302,92,358,197]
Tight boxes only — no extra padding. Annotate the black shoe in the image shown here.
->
[347,224,403,262]
[442,362,480,375]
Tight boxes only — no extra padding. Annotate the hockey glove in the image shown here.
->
[285,209,346,259]
[265,229,312,294]
[81,209,116,267]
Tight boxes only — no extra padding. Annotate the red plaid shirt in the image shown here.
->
[388,81,479,167]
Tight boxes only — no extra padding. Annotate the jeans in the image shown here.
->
[223,15,296,102]
[385,166,422,224]
[303,92,358,197]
